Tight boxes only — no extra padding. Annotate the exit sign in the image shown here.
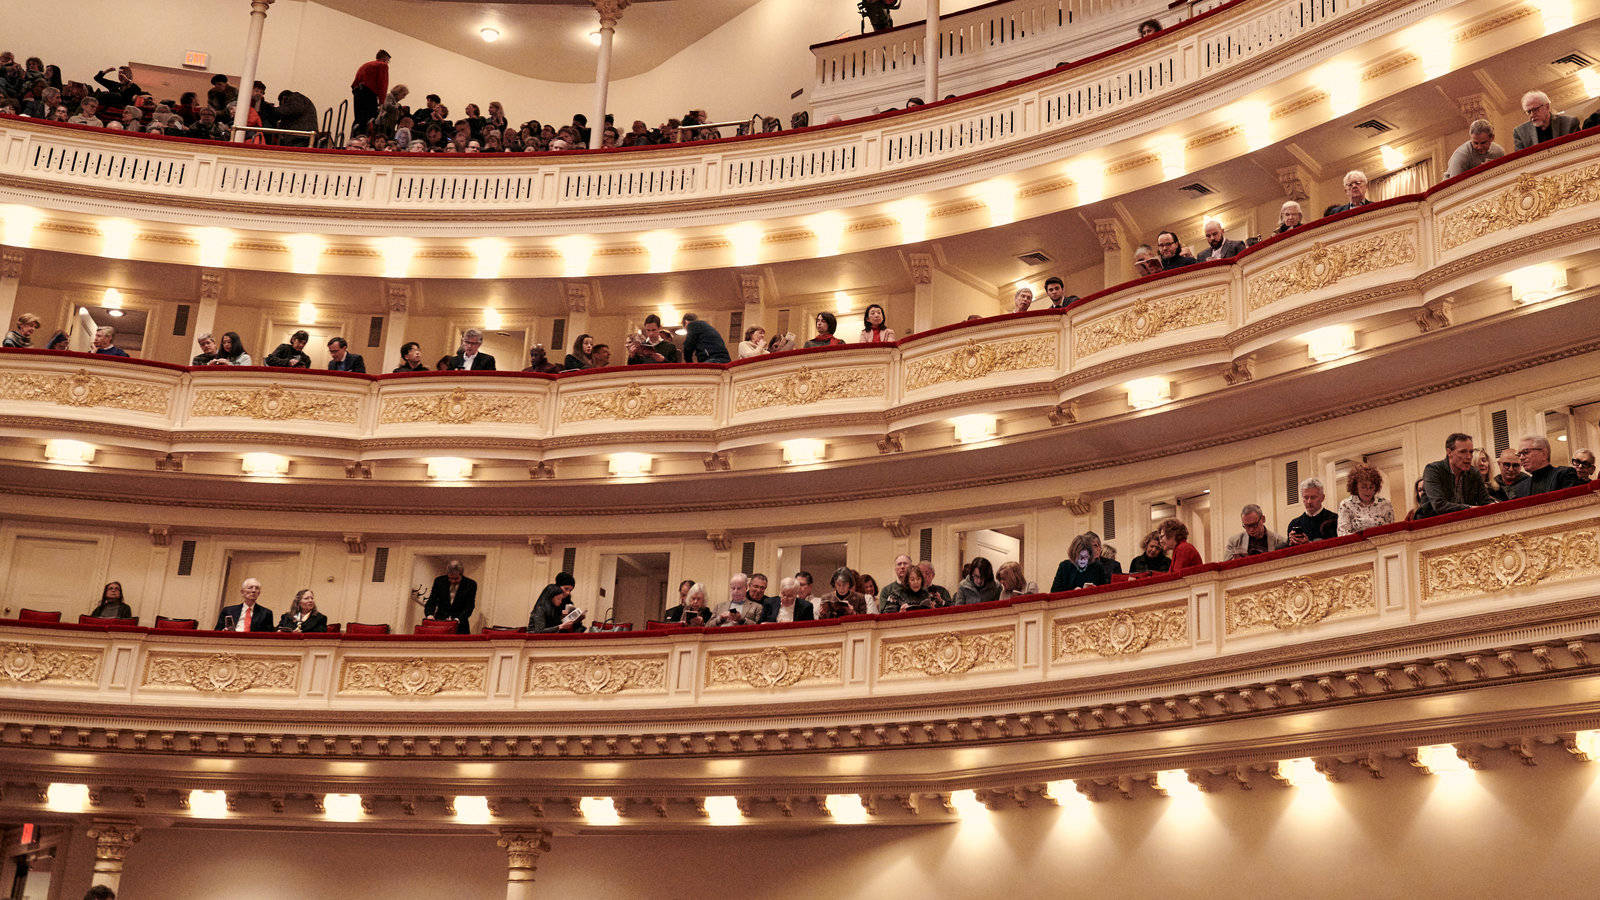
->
[183,50,210,69]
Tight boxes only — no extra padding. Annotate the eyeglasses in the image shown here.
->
[1500,462,1522,470]
[1524,103,1549,116]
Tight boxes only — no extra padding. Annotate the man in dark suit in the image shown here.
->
[424,559,477,634]
[1155,230,1196,270]
[449,328,497,370]
[1323,170,1374,216]
[326,336,366,373]
[761,576,816,623]
[1195,220,1247,262]
[1514,91,1581,151]
[680,313,731,363]
[1510,435,1585,498]
[1417,432,1491,518]
[216,578,275,632]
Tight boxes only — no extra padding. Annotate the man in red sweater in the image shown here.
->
[350,49,390,137]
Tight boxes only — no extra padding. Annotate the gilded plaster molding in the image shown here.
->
[0,642,100,685]
[558,383,716,423]
[189,384,359,423]
[1052,602,1188,660]
[1438,166,1600,251]
[0,369,170,415]
[1246,228,1418,311]
[1073,290,1227,358]
[378,388,543,425]
[705,645,842,689]
[338,658,487,696]
[1419,519,1600,605]
[732,366,887,412]
[879,628,1016,678]
[902,337,1057,392]
[1224,567,1376,636]
[524,654,668,695]
[141,652,299,693]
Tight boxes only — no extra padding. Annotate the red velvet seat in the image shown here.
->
[154,616,199,630]
[344,622,391,635]
[79,615,138,626]
[326,623,341,634]
[412,620,459,635]
[19,608,62,623]
[644,620,678,630]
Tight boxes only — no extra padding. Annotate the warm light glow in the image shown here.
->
[892,199,927,244]
[781,439,827,465]
[1577,68,1600,97]
[1416,744,1473,776]
[1277,757,1328,788]
[579,796,621,825]
[323,793,363,822]
[44,439,95,466]
[483,307,503,330]
[727,222,762,266]
[833,290,852,313]
[45,783,90,813]
[377,237,416,278]
[426,457,474,481]
[1573,730,1600,761]
[1202,215,1223,231]
[1042,780,1089,809]
[824,793,869,824]
[298,301,317,323]
[1153,769,1203,798]
[1127,376,1172,410]
[983,180,1017,226]
[1304,325,1356,363]
[641,230,677,272]
[609,452,653,478]
[1509,263,1568,304]
[703,795,742,825]
[949,789,988,819]
[1070,160,1104,204]
[1155,136,1185,181]
[1324,60,1361,115]
[1379,144,1405,171]
[1534,0,1574,34]
[195,227,232,268]
[3,204,42,247]
[1236,101,1272,150]
[588,30,603,46]
[100,219,137,259]
[189,790,228,818]
[811,212,845,256]
[951,414,998,444]
[454,795,492,824]
[558,235,593,277]
[101,287,123,310]
[1411,22,1452,78]
[240,452,290,477]
[480,26,501,43]
[285,233,324,274]
[471,238,507,279]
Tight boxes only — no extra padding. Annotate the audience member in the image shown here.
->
[68,97,103,127]
[591,343,612,367]
[1285,478,1339,544]
[191,333,219,365]
[1224,503,1286,559]
[1513,91,1579,151]
[715,573,749,621]
[994,561,1037,600]
[1486,449,1525,502]
[862,0,901,32]
[523,344,561,373]
[277,589,328,632]
[393,341,429,372]
[663,581,712,626]
[1323,170,1372,216]
[216,577,274,631]
[1043,276,1070,308]
[860,304,896,342]
[84,885,115,900]
[213,331,251,365]
[451,328,496,370]
[806,311,846,348]
[89,581,132,619]
[1011,287,1035,313]
[818,567,867,619]
[1085,532,1121,575]
[632,315,681,363]
[918,560,952,606]
[1155,230,1196,270]
[762,576,815,622]
[1510,434,1584,497]
[564,334,595,370]
[351,49,391,135]
[876,554,914,610]
[955,556,1000,605]
[681,313,731,363]
[1336,463,1394,535]
[187,105,228,141]
[1157,518,1203,569]
[92,65,140,108]
[794,570,816,602]
[1446,119,1506,178]
[857,573,881,612]
[1404,477,1428,521]
[207,73,237,113]
[728,573,773,625]
[880,564,934,613]
[265,330,312,368]
[1132,245,1162,277]
[529,572,585,633]
[1195,220,1246,261]
[424,559,477,634]
[91,325,129,357]
[4,312,40,347]
[1138,18,1161,37]
[1472,448,1493,484]
[275,89,317,146]
[1572,448,1596,481]
[1275,200,1304,234]
[45,332,69,350]
[1128,531,1171,575]
[1418,432,1489,518]
[738,326,769,358]
[1051,534,1108,591]
[326,336,365,372]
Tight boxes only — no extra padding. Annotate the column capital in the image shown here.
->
[564,281,591,313]
[908,252,933,285]
[498,827,553,888]
[199,269,225,302]
[1276,165,1311,201]
[249,0,275,12]
[1,248,25,280]
[1455,92,1490,124]
[590,0,631,28]
[1092,218,1123,253]
[87,820,141,862]
[737,272,763,307]
[384,281,412,313]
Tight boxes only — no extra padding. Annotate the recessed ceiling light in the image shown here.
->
[480,27,501,43]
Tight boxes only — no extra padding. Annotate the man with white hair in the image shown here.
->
[1322,170,1373,217]
[449,328,496,370]
[1446,119,1505,178]
[92,325,129,357]
[216,578,275,632]
[1511,434,1584,497]
[1513,91,1580,151]
[761,576,815,623]
[1286,478,1338,545]
[1224,504,1288,559]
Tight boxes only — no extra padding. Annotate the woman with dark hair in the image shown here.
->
[955,556,1000,605]
[859,304,896,343]
[89,582,133,619]
[805,312,845,348]
[211,331,251,365]
[564,334,594,370]
[738,326,769,358]
[1128,531,1171,576]
[277,589,327,632]
[1157,518,1203,570]
[857,573,881,613]
[529,573,585,633]
[995,562,1037,600]
[818,567,866,619]
[1338,464,1395,535]
[880,565,933,613]
[1051,535,1108,592]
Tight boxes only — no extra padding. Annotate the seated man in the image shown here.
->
[1513,91,1580,151]
[91,325,129,357]
[1487,449,1525,502]
[1445,119,1505,179]
[1132,245,1162,277]
[761,576,814,623]
[1417,432,1490,518]
[216,578,274,632]
[1286,478,1338,545]
[424,559,477,634]
[450,328,496,370]
[1195,220,1246,262]
[1155,231,1196,270]
[1223,504,1287,559]
[1323,170,1373,216]
[628,314,681,364]
[918,560,952,606]
[1510,435,1584,498]
[191,333,219,365]
[265,330,312,368]
[720,572,772,626]
[1275,200,1304,234]
[1572,448,1596,482]
[1043,276,1071,308]
[875,554,915,610]
[326,336,365,372]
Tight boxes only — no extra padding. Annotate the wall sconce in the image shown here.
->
[781,439,827,465]
[376,237,415,278]
[240,453,290,477]
[454,795,492,824]
[1509,264,1568,304]
[703,796,742,826]
[298,301,317,323]
[727,223,762,266]
[471,238,507,279]
[823,794,869,824]
[949,789,988,819]
[44,439,96,465]
[45,783,90,813]
[188,790,229,818]
[579,796,620,825]
[1127,377,1172,410]
[426,457,473,481]
[1151,769,1203,798]
[1379,144,1405,171]
[323,793,363,821]
[950,414,997,444]
[609,453,653,477]
[285,234,324,274]
[1414,744,1473,776]
[1304,325,1356,362]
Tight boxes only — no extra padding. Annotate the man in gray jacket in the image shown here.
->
[1224,504,1287,560]
[1513,91,1580,151]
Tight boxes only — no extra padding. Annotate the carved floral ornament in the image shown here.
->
[189,383,360,423]
[339,658,486,696]
[1224,568,1375,636]
[525,654,668,695]
[705,645,841,688]
[142,652,299,693]
[558,382,716,423]
[1246,228,1417,311]
[0,641,100,684]
[1052,603,1188,660]
[1440,165,1600,251]
[902,336,1057,392]
[0,369,170,415]
[379,388,543,425]
[1420,519,1600,604]
[1073,289,1228,358]
[879,628,1015,678]
[732,365,888,412]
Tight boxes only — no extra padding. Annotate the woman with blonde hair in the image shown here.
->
[4,312,41,348]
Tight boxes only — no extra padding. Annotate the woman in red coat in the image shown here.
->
[1157,518,1203,570]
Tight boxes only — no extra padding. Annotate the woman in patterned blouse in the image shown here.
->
[1337,463,1395,535]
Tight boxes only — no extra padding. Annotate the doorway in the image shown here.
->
[219,550,304,620]
[599,552,671,626]
[957,525,1023,569]
[408,554,488,630]
[476,329,527,369]
[775,541,849,588]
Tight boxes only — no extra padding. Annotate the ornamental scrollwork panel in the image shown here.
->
[1051,603,1187,661]
[1246,228,1418,311]
[189,384,360,423]
[0,642,101,685]
[524,654,668,695]
[705,645,842,689]
[1074,290,1227,358]
[378,388,543,425]
[558,383,717,423]
[141,653,299,693]
[902,337,1057,392]
[0,369,170,415]
[338,658,487,696]
[1439,165,1600,251]
[733,366,888,413]
[879,628,1015,678]
[1420,519,1600,604]
[1224,567,1375,636]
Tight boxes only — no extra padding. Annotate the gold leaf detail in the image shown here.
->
[0,642,101,684]
[0,369,170,414]
[1420,520,1600,604]
[558,382,716,423]
[1224,568,1375,635]
[879,628,1015,678]
[705,646,841,688]
[338,658,486,696]
[1439,167,1600,251]
[1074,290,1227,357]
[378,388,543,424]
[902,336,1056,392]
[1052,603,1187,660]
[190,383,360,423]
[141,653,299,693]
[1246,229,1417,310]
[733,365,887,412]
[524,654,668,695]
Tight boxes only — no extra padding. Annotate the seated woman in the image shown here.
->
[88,581,133,619]
[1128,530,1171,576]
[1050,534,1109,592]
[879,565,933,614]
[529,573,585,633]
[817,567,867,619]
[859,304,896,343]
[392,341,429,372]
[563,334,594,371]
[662,581,712,626]
[995,562,1037,601]
[738,326,769,358]
[1157,518,1204,570]
[1011,287,1035,314]
[1337,463,1395,535]
[857,573,881,614]
[1404,477,1428,522]
[524,344,561,373]
[804,312,846,348]
[955,556,1000,605]
[4,312,41,348]
[277,589,327,632]
[209,331,252,365]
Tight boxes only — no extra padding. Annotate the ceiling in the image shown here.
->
[313,0,767,83]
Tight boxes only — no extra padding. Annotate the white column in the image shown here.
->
[232,0,275,143]
[923,0,941,103]
[498,828,553,900]
[380,281,411,374]
[0,249,25,338]
[588,1,631,149]
[909,252,934,333]
[86,821,141,894]
[194,270,223,354]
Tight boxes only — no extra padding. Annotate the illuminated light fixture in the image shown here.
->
[298,301,317,323]
[484,308,503,330]
[1155,136,1185,181]
[480,26,501,43]
[1571,730,1600,761]
[588,30,603,46]
[1509,263,1568,304]
[46,783,91,813]
[983,179,1016,226]
[188,790,228,818]
[376,236,416,278]
[1151,769,1203,798]
[1304,324,1356,363]
[195,226,232,268]
[703,795,743,825]
[471,237,507,279]
[1070,159,1104,204]
[454,795,492,824]
[951,414,997,444]
[1127,376,1172,411]
[823,793,869,824]
[781,439,827,465]
[811,212,845,256]
[240,452,290,477]
[1379,144,1405,172]
[891,198,927,244]
[44,439,96,466]
[3,204,42,247]
[1324,60,1361,116]
[284,233,324,274]
[1411,23,1452,79]
[557,235,593,278]
[641,230,677,273]
[1042,780,1089,808]
[1534,0,1574,34]
[949,789,988,819]
[833,290,852,313]
[323,793,363,822]
[101,287,123,310]
[100,219,137,259]
[426,457,474,481]
[1577,67,1600,97]
[1236,101,1271,150]
[106,309,124,318]
[1277,757,1328,788]
[1414,744,1473,776]
[608,452,653,478]
[579,796,621,825]
[727,222,762,266]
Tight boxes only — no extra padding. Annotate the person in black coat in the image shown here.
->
[1155,230,1196,270]
[664,581,715,626]
[1416,433,1490,518]
[88,581,133,620]
[1509,436,1585,498]
[424,560,477,634]
[326,337,365,373]
[680,313,731,363]
[277,589,328,632]
[760,577,817,622]
[216,578,275,631]
[1051,535,1109,592]
[529,572,584,633]
[265,330,312,368]
[450,329,496,370]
